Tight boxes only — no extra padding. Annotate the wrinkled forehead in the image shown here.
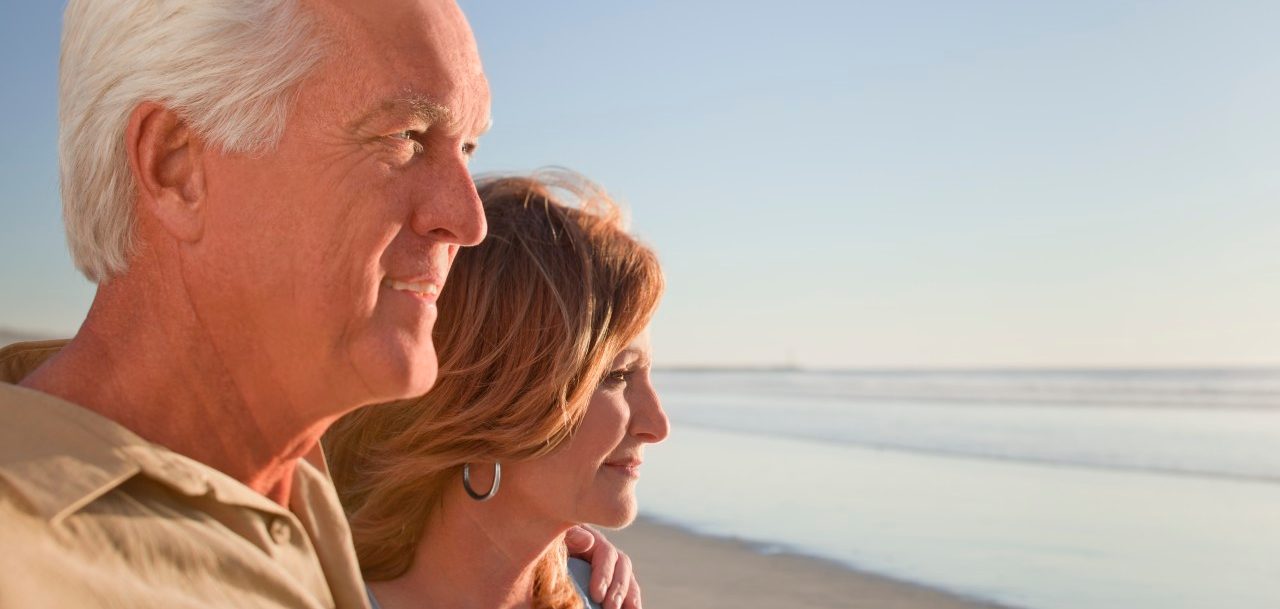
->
[305,0,490,134]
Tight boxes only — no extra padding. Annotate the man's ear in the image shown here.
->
[125,102,207,242]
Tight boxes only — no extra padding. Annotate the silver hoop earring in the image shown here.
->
[462,462,501,501]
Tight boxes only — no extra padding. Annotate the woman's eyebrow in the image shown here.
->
[616,349,650,367]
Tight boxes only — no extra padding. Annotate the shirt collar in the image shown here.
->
[0,381,146,523]
[0,339,295,523]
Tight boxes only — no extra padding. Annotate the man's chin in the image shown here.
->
[402,363,440,399]
[389,347,440,400]
[351,336,440,403]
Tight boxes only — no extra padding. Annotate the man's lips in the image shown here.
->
[382,276,443,304]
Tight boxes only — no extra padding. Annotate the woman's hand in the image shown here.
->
[565,525,642,609]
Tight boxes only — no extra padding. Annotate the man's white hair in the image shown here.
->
[59,0,327,282]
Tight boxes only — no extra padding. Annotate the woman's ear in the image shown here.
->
[124,101,207,242]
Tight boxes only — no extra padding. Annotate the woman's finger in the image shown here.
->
[604,551,633,609]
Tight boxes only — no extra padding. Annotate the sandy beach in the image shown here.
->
[607,517,1010,609]
[0,330,45,348]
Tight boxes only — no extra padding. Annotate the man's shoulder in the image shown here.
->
[0,339,69,384]
[0,492,111,607]
[0,480,344,609]
[0,443,163,606]
[0,382,143,523]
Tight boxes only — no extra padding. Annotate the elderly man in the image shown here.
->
[0,1,639,608]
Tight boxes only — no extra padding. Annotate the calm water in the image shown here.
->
[636,369,1280,609]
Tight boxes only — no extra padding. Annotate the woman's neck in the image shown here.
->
[369,493,570,609]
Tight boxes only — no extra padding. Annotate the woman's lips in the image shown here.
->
[603,459,643,477]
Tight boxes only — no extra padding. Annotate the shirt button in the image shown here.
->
[269,518,292,544]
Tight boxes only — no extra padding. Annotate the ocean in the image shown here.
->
[636,368,1280,609]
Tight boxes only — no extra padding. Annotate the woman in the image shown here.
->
[324,171,669,609]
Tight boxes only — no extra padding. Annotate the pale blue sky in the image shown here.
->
[3,1,1279,367]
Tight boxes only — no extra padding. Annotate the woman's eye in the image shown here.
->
[601,370,630,388]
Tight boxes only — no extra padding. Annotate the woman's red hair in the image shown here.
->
[324,170,664,608]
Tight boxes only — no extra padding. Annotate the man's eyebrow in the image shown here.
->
[349,94,452,133]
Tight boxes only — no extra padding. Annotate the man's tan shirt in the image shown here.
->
[0,340,369,609]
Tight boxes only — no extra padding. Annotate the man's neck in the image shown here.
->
[19,283,338,506]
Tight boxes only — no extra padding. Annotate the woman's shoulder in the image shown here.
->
[567,557,604,609]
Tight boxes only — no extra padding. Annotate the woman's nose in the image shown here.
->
[630,382,670,444]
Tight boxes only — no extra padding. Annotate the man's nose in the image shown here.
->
[410,153,487,246]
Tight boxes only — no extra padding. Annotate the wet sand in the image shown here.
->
[606,517,1012,609]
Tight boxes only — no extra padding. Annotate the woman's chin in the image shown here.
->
[586,499,639,529]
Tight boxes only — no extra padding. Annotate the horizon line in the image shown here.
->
[4,328,1276,372]
[655,363,1280,373]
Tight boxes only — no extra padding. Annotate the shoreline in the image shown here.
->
[606,516,1014,609]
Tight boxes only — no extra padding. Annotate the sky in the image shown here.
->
[2,1,1279,368]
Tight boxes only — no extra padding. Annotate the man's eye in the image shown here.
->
[462,142,478,158]
[390,131,424,154]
